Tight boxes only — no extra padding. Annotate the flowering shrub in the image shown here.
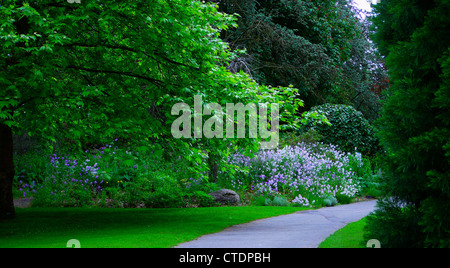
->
[14,142,218,208]
[14,140,372,209]
[19,153,107,207]
[224,142,367,207]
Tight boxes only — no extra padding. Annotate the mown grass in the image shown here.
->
[0,206,309,248]
[318,218,368,248]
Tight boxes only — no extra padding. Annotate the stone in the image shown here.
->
[209,189,240,205]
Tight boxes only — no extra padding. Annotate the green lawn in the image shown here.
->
[0,206,308,248]
[318,218,368,248]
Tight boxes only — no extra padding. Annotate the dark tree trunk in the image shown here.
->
[0,5,29,220]
[0,124,15,219]
[208,151,220,183]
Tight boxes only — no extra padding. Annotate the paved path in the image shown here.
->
[175,200,377,248]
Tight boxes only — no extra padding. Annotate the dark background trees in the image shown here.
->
[214,0,387,122]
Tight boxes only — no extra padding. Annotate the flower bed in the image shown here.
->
[224,142,366,207]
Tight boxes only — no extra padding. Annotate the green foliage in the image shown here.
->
[367,0,450,248]
[186,191,218,208]
[217,0,385,118]
[254,195,290,207]
[1,0,305,216]
[323,195,338,207]
[219,0,357,100]
[364,198,426,248]
[278,129,324,149]
[254,196,269,206]
[0,0,301,159]
[13,144,220,208]
[302,104,380,156]
[356,172,383,199]
[144,176,185,209]
[271,196,290,207]
[335,193,353,205]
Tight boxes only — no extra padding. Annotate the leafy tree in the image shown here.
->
[364,0,450,247]
[0,0,301,219]
[341,14,388,123]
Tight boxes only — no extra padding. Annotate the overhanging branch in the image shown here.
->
[65,43,200,70]
[66,65,164,86]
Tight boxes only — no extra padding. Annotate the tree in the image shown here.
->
[214,0,385,120]
[365,0,450,247]
[0,0,300,219]
[341,13,388,123]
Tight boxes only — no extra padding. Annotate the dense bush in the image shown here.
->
[302,104,380,156]
[323,196,338,207]
[364,198,426,248]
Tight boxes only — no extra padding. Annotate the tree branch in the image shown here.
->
[66,65,164,86]
[65,43,200,70]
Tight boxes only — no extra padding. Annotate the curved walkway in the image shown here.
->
[175,200,378,248]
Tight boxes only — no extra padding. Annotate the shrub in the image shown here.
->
[364,198,426,248]
[271,196,290,207]
[279,129,324,149]
[255,196,290,207]
[144,176,185,208]
[302,104,380,156]
[335,193,353,205]
[13,143,220,208]
[254,196,270,206]
[186,191,218,208]
[145,190,185,208]
[323,195,338,207]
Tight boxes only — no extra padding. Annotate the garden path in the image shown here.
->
[175,200,378,248]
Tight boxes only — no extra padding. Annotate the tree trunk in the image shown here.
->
[208,151,220,183]
[0,124,15,219]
